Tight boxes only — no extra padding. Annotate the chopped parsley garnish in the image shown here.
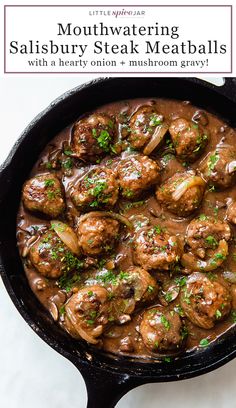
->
[89,181,107,198]
[64,149,73,156]
[58,272,81,293]
[161,315,171,330]
[147,285,154,293]
[92,128,112,152]
[108,119,114,129]
[51,222,65,233]
[154,341,159,349]
[107,292,115,300]
[207,272,217,281]
[174,305,185,317]
[118,271,130,280]
[182,288,191,304]
[149,114,162,127]
[213,207,219,216]
[211,252,226,264]
[154,225,163,234]
[215,309,222,319]
[231,310,236,323]
[63,252,83,272]
[208,185,216,193]
[92,128,97,137]
[205,235,218,247]
[123,188,134,198]
[44,178,55,187]
[110,145,117,154]
[123,200,145,210]
[174,276,187,287]
[97,130,111,151]
[62,158,73,169]
[47,190,56,200]
[181,326,189,339]
[96,270,118,285]
[199,338,209,347]
[59,305,65,316]
[161,154,174,164]
[45,161,53,169]
[199,214,209,221]
[86,319,95,326]
[208,153,219,173]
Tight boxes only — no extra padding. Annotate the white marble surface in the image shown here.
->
[0,77,235,408]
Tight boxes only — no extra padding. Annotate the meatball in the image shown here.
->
[71,167,119,210]
[22,173,65,218]
[226,201,236,224]
[111,266,158,304]
[169,118,209,162]
[140,307,184,352]
[156,171,206,216]
[117,155,161,199]
[77,214,120,256]
[181,215,231,272]
[85,267,158,325]
[29,231,82,279]
[186,215,231,258]
[200,144,236,189]
[133,226,183,270]
[64,286,110,344]
[180,272,231,329]
[72,113,115,162]
[127,105,164,149]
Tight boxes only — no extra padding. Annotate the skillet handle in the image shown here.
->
[219,78,236,103]
[78,364,144,408]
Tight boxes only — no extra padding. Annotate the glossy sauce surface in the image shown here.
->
[17,98,236,360]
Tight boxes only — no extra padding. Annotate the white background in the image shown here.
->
[0,76,236,408]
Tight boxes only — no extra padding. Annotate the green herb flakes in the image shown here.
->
[199,338,209,347]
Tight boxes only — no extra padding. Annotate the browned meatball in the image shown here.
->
[181,215,231,272]
[22,173,65,218]
[133,226,183,271]
[117,155,161,198]
[127,106,164,149]
[71,167,119,210]
[169,118,209,162]
[140,307,184,352]
[186,215,231,258]
[64,286,110,344]
[111,266,158,304]
[72,113,115,162]
[180,272,231,329]
[226,201,236,224]
[99,267,158,325]
[156,171,206,216]
[200,144,236,189]
[77,215,120,256]
[29,231,82,279]
[84,267,158,325]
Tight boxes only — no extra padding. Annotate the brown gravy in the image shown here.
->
[17,98,236,360]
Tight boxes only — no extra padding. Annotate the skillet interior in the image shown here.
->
[0,77,236,407]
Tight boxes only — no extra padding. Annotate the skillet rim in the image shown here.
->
[0,76,236,385]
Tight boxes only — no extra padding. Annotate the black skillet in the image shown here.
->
[0,77,236,408]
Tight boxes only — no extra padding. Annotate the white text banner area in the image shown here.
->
[4,5,232,74]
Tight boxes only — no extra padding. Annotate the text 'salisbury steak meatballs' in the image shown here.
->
[17,97,236,360]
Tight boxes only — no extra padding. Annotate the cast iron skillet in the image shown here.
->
[1,77,236,408]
